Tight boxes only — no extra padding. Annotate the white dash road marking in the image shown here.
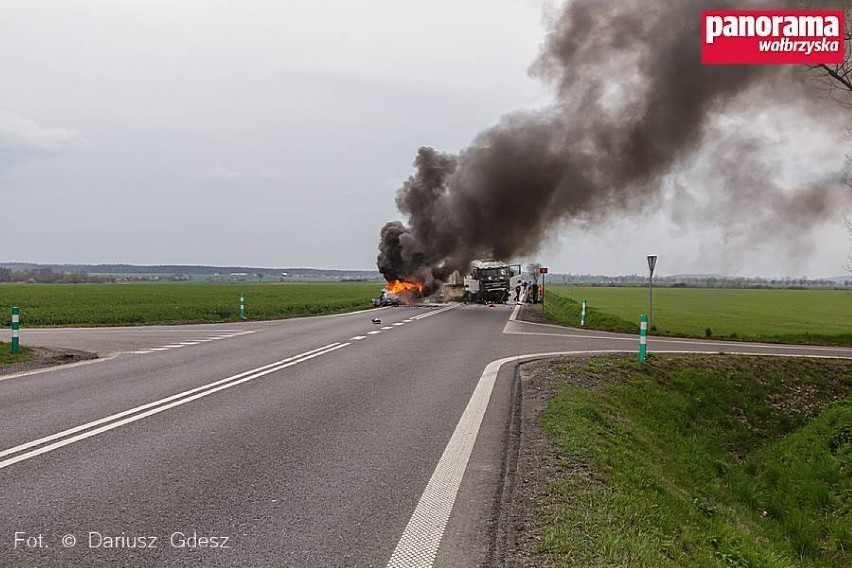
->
[367,331,381,335]
[163,344,186,348]
[350,336,367,341]
[381,326,393,330]
[0,343,349,470]
[403,319,413,323]
[148,347,173,351]
[392,323,405,326]
[178,341,202,346]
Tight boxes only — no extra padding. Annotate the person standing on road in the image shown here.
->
[515,284,521,302]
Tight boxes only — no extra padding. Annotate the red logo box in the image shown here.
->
[702,10,845,64]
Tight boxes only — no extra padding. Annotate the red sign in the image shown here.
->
[539,267,549,274]
[702,10,845,64]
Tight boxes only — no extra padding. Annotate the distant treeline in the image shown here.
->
[0,267,114,284]
[0,262,381,279]
[545,274,852,288]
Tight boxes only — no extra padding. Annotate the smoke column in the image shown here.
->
[377,0,848,291]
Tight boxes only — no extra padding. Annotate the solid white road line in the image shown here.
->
[411,305,454,321]
[0,343,349,470]
[509,304,520,322]
[0,343,338,461]
[504,327,852,354]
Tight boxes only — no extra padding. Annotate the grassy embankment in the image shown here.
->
[537,355,852,567]
[0,282,379,327]
[543,286,852,346]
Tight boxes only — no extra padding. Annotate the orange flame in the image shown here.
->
[386,279,425,296]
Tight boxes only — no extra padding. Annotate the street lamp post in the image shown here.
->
[647,255,657,331]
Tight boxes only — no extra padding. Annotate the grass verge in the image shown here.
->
[0,341,32,365]
[537,355,852,567]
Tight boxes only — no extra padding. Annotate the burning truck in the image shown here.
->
[373,260,520,306]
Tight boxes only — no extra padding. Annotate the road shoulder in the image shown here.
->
[0,346,97,377]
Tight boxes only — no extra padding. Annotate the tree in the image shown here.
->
[804,3,852,105]
[526,262,542,284]
[847,214,852,272]
[802,3,852,271]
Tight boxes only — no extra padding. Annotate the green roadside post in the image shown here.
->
[239,294,246,320]
[581,299,587,326]
[638,313,648,364]
[11,306,20,354]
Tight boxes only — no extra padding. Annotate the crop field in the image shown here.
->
[544,286,852,346]
[0,282,379,327]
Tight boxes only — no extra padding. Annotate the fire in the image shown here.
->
[386,279,424,296]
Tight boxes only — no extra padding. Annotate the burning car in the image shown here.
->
[371,279,425,307]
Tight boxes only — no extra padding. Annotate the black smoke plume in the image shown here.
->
[377,0,849,291]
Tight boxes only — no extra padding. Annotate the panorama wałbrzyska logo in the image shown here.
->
[702,10,845,64]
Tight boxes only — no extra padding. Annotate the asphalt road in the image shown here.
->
[1,304,850,567]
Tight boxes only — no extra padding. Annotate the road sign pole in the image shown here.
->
[638,313,647,363]
[647,255,657,332]
[11,306,20,354]
[538,267,549,306]
[239,294,245,319]
[581,299,586,326]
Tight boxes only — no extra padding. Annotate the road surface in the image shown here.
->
[2,304,850,567]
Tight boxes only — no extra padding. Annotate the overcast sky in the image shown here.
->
[1,0,849,277]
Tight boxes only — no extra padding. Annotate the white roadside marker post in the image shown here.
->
[638,313,648,364]
[581,299,587,326]
[11,306,20,354]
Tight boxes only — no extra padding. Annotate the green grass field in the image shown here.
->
[545,286,852,346]
[538,355,852,567]
[0,282,379,327]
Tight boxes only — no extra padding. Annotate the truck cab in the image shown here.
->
[463,261,522,303]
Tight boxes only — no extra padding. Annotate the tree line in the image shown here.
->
[0,267,114,284]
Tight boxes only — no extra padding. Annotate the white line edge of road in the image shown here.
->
[0,343,350,470]
[0,355,120,383]
[386,347,852,568]
[503,308,852,354]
